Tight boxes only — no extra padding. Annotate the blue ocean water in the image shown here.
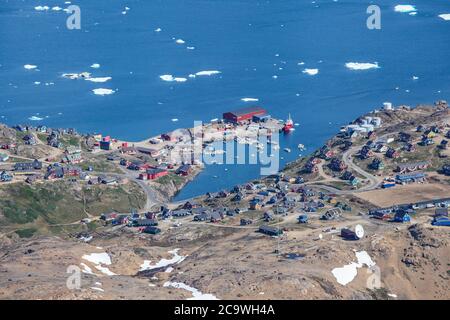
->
[0,0,449,200]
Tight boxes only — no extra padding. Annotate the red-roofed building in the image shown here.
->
[223,107,267,123]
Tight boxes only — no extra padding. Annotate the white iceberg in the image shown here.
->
[85,77,112,83]
[195,70,221,76]
[394,5,417,13]
[35,6,49,11]
[302,68,319,75]
[24,64,37,70]
[345,62,380,70]
[28,116,43,121]
[92,88,115,95]
[159,75,187,82]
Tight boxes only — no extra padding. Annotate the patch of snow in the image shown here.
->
[80,263,95,275]
[82,252,112,265]
[302,68,319,75]
[139,248,186,271]
[95,265,116,276]
[331,251,377,286]
[92,88,115,95]
[345,62,380,70]
[163,281,219,300]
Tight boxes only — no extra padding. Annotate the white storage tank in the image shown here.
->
[383,102,393,110]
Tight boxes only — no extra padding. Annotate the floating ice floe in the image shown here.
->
[35,6,50,11]
[62,72,91,79]
[302,68,319,76]
[163,281,219,300]
[159,75,187,82]
[438,14,450,21]
[175,39,186,44]
[24,64,37,70]
[139,249,186,271]
[92,88,115,96]
[331,251,376,286]
[345,62,379,70]
[85,77,112,83]
[394,5,417,13]
[195,70,221,76]
[28,116,44,121]
[90,63,100,69]
[241,98,259,102]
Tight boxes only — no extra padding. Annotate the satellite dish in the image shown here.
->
[355,224,365,239]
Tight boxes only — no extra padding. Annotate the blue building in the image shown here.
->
[394,211,411,223]
[395,172,426,184]
[298,214,308,223]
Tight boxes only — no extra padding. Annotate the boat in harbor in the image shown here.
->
[284,148,291,153]
[282,114,294,133]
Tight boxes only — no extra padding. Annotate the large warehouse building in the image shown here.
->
[222,107,267,123]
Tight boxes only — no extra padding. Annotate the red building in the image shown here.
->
[146,168,168,180]
[223,107,267,123]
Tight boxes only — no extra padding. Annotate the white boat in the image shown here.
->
[284,148,291,153]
